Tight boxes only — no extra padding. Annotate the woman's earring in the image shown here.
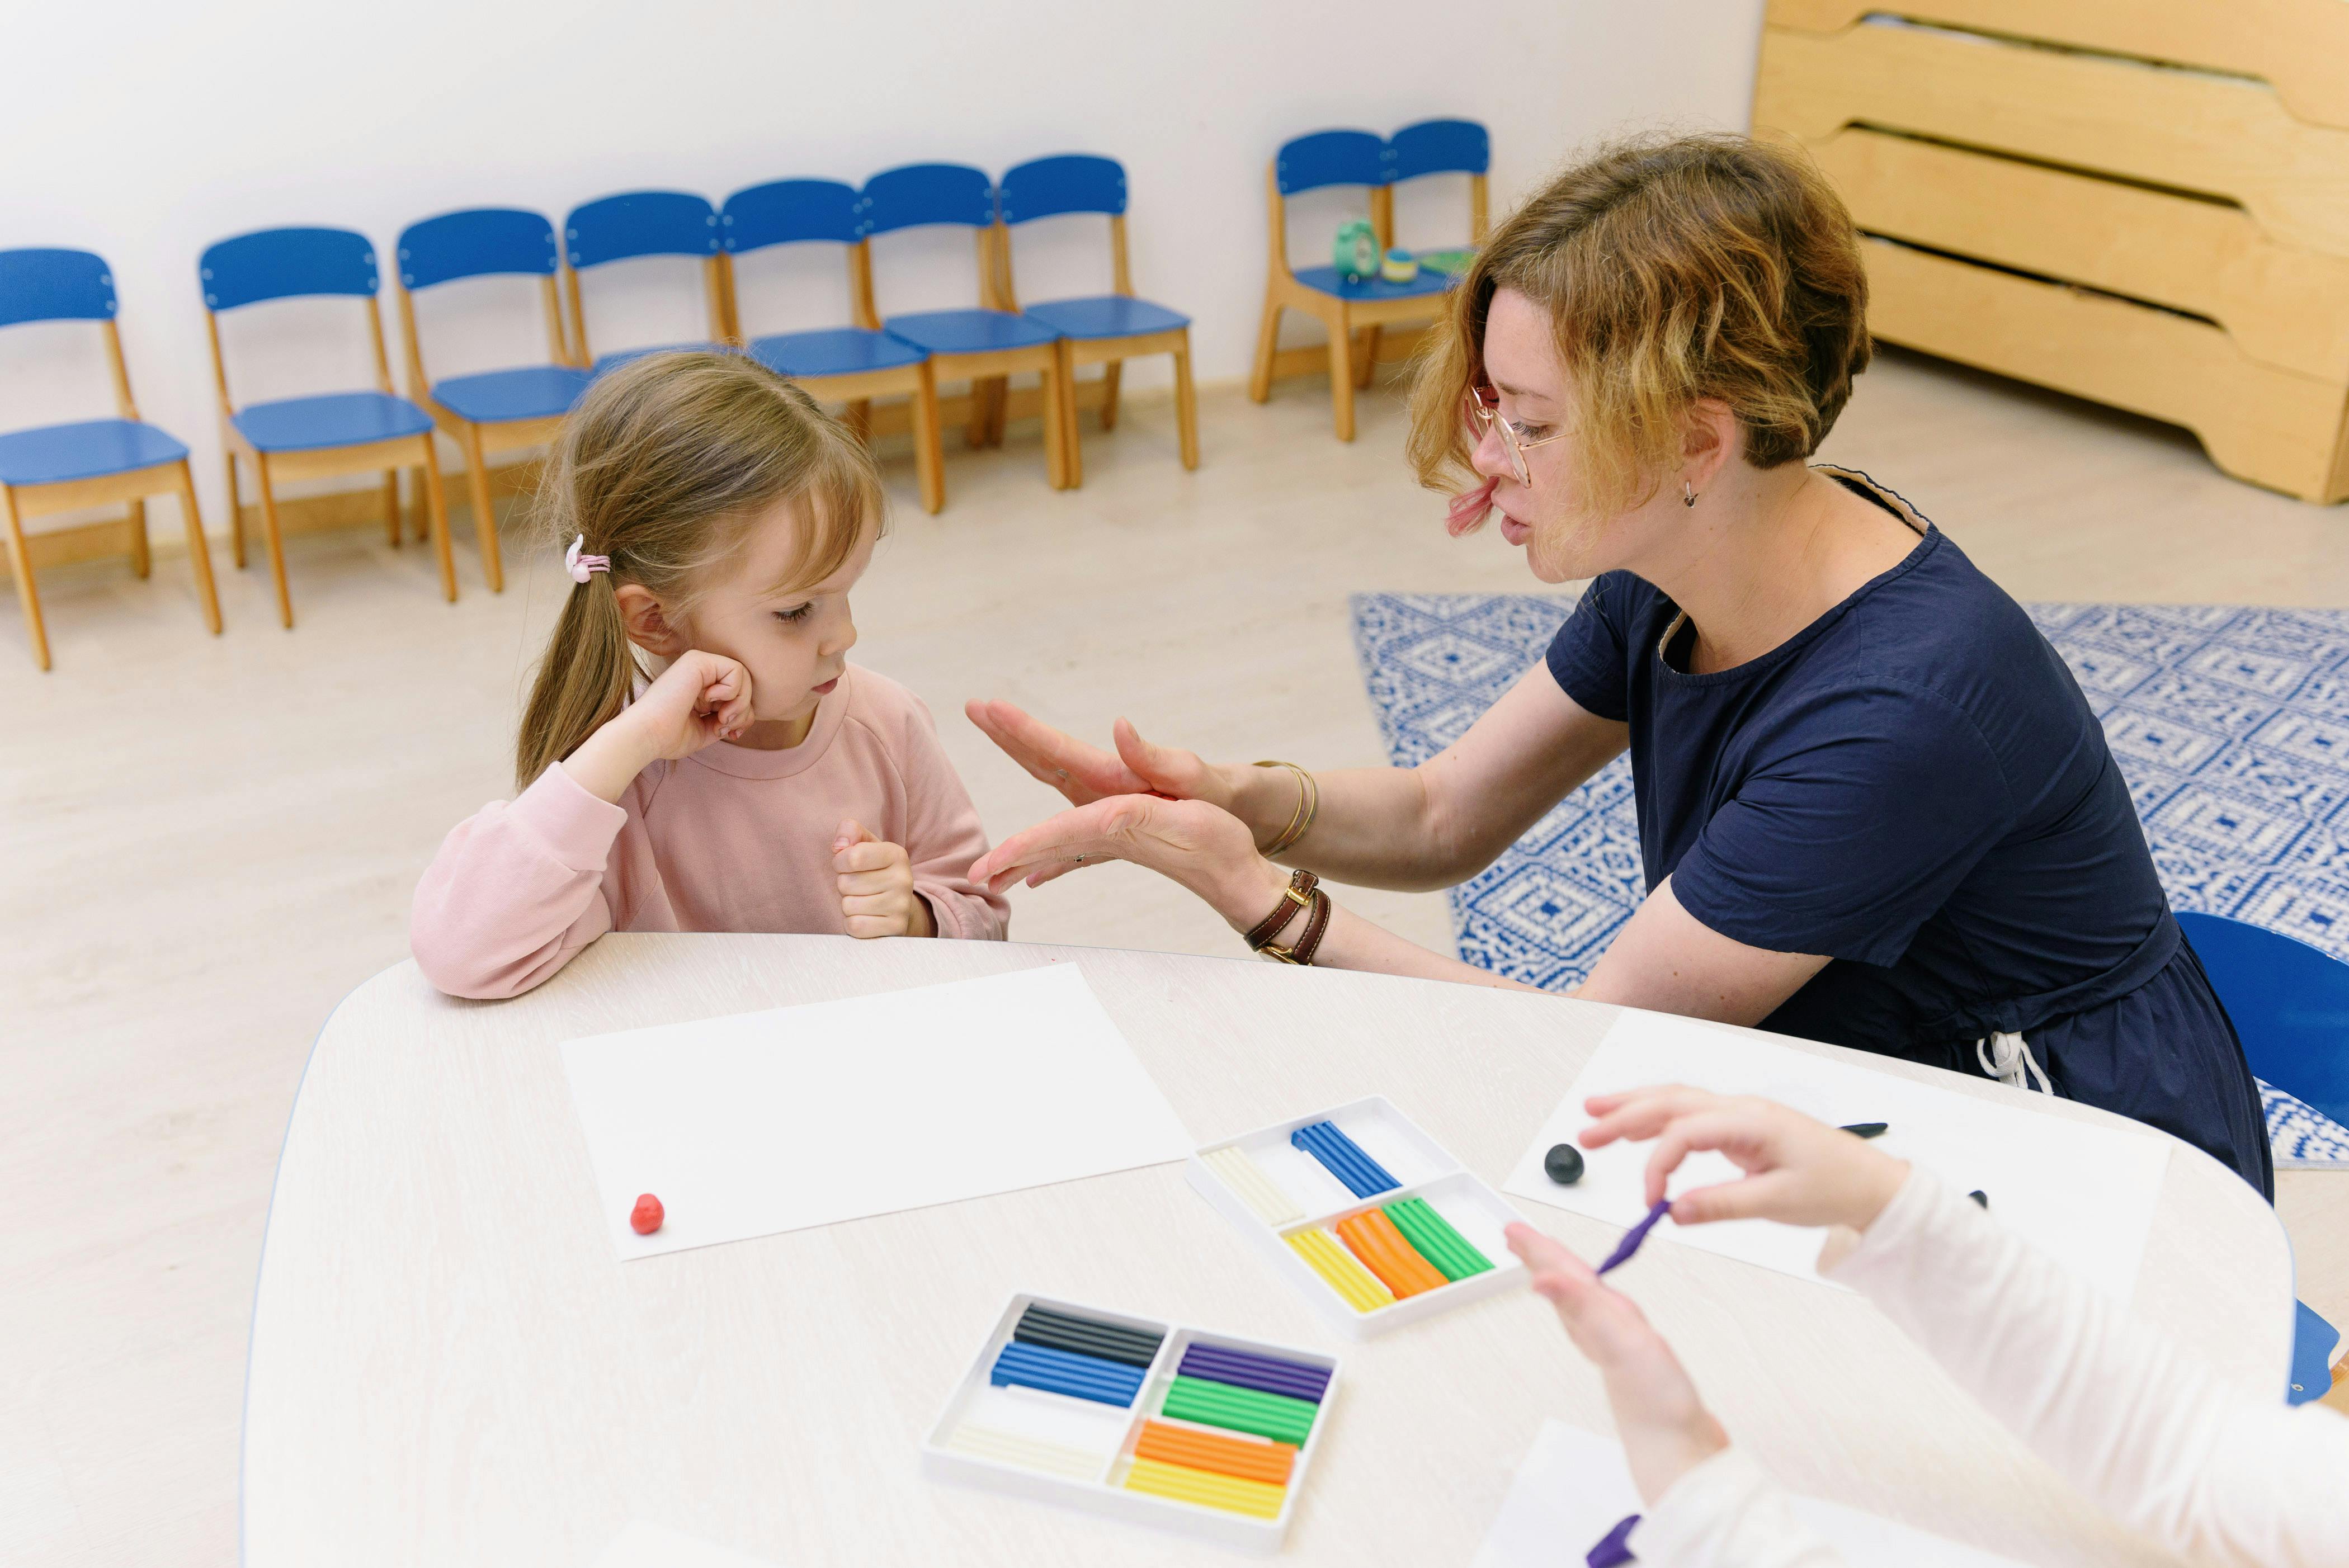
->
[1683,480,1697,509]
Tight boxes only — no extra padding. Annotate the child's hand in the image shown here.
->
[624,650,756,762]
[1579,1085,1909,1234]
[834,820,933,938]
[1506,1222,1728,1503]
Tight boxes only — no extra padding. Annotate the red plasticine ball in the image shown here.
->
[630,1194,664,1235]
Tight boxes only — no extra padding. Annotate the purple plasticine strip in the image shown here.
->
[1587,1512,1642,1566]
[1595,1199,1672,1276]
[1178,1344,1331,1402]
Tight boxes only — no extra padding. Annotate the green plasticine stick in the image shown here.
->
[1385,1198,1493,1281]
[1162,1375,1317,1446]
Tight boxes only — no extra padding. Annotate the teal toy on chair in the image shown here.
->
[1333,219,1379,285]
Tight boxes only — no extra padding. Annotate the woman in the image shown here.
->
[965,133,2270,1196]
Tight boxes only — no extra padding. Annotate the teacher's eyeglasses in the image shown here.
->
[1465,384,1569,488]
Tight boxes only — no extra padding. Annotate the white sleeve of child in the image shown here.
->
[1827,1169,2349,1568]
[409,763,625,999]
[1631,1447,1846,1567]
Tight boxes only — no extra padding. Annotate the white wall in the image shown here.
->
[2,0,1764,532]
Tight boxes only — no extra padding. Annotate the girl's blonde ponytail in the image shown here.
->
[513,351,884,789]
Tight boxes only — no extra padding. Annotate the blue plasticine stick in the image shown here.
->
[1291,1121,1400,1197]
[990,1341,1146,1406]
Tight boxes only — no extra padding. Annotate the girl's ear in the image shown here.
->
[613,583,686,658]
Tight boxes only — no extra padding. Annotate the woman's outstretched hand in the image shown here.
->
[1506,1222,1728,1504]
[965,792,1287,926]
[1579,1085,1909,1233]
[966,700,1236,811]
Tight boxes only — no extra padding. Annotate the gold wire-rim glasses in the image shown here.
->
[1465,384,1569,487]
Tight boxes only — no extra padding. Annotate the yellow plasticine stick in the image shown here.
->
[943,1423,1106,1481]
[1286,1227,1395,1312]
[1205,1147,1304,1225]
[1124,1456,1287,1519]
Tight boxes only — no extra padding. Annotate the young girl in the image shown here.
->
[1510,1088,2348,1566]
[412,352,1006,1000]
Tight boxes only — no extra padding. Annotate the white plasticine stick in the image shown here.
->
[945,1421,1107,1481]
[1205,1146,1304,1225]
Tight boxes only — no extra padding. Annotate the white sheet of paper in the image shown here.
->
[1503,1009,2170,1303]
[591,1520,780,1568]
[1474,1419,2030,1568]
[562,964,1195,1258]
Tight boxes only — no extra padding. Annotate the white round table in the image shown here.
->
[243,935,2293,1566]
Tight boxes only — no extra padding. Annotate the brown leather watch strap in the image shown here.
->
[1264,888,1332,966]
[1245,868,1320,951]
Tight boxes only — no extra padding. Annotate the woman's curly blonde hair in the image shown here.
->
[1407,132,1871,518]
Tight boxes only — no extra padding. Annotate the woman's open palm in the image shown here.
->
[967,700,1231,811]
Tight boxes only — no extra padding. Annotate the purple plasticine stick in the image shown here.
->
[1595,1199,1673,1276]
[1587,1512,1642,1566]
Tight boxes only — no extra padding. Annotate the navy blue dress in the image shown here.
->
[1546,470,2272,1197]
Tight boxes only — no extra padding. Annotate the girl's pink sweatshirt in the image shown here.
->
[412,665,1007,999]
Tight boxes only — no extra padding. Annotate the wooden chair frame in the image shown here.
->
[205,293,454,629]
[1,315,221,670]
[1246,162,1489,441]
[884,226,1069,491]
[563,256,732,370]
[991,212,1197,490]
[393,271,573,593]
[715,241,946,515]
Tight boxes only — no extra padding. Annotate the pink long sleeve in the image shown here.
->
[411,665,1007,1000]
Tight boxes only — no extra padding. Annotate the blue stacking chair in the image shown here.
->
[995,155,1197,489]
[1248,129,1453,441]
[560,191,729,376]
[861,163,1069,490]
[717,178,944,514]
[1370,118,1491,371]
[2175,910,2348,1405]
[200,226,455,626]
[393,209,589,593]
[0,248,221,669]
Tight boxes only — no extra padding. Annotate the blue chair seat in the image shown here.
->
[0,418,188,486]
[746,327,924,380]
[233,391,433,453]
[1019,295,1191,341]
[431,365,592,424]
[883,309,1058,356]
[1290,265,1452,303]
[589,342,729,378]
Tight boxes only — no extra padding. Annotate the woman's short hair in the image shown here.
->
[1407,131,1871,516]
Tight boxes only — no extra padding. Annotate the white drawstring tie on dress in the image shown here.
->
[1977,1029,2053,1095]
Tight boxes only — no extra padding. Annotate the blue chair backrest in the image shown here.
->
[2177,910,2349,1126]
[397,208,560,290]
[1390,118,1490,181]
[0,247,117,328]
[1276,130,1390,196]
[200,227,378,311]
[999,155,1128,224]
[860,164,996,236]
[721,180,862,253]
[564,192,720,269]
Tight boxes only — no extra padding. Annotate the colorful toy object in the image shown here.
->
[1380,247,1419,284]
[1333,219,1380,284]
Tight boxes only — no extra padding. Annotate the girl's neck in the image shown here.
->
[1642,465,1920,676]
[729,708,818,751]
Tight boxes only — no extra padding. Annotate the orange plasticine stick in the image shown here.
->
[1335,1210,1447,1297]
[1135,1419,1297,1486]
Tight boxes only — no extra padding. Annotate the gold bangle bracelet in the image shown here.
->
[1253,760,1318,856]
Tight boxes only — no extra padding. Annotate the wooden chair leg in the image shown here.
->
[1055,343,1083,490]
[1356,327,1382,389]
[987,376,1010,447]
[1,486,50,671]
[965,378,994,449]
[254,454,293,629]
[1249,296,1282,403]
[1040,357,1069,491]
[121,498,151,579]
[172,462,223,636]
[1172,337,1199,471]
[461,425,503,593]
[1329,312,1357,442]
[846,400,872,443]
[381,469,401,546]
[408,465,427,542]
[223,451,246,569]
[1098,360,1122,431]
[419,438,457,603]
[911,366,945,516]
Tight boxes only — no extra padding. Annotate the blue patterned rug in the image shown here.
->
[1351,593,2349,1167]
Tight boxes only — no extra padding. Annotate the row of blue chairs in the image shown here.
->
[0,154,1195,661]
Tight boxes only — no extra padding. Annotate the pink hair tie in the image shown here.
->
[564,534,610,584]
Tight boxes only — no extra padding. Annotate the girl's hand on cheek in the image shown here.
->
[624,650,757,762]
[834,820,932,938]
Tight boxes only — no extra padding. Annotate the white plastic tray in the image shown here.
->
[1186,1095,1528,1338]
[919,1292,1341,1553]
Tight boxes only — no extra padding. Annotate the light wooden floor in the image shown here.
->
[4,350,2345,1566]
